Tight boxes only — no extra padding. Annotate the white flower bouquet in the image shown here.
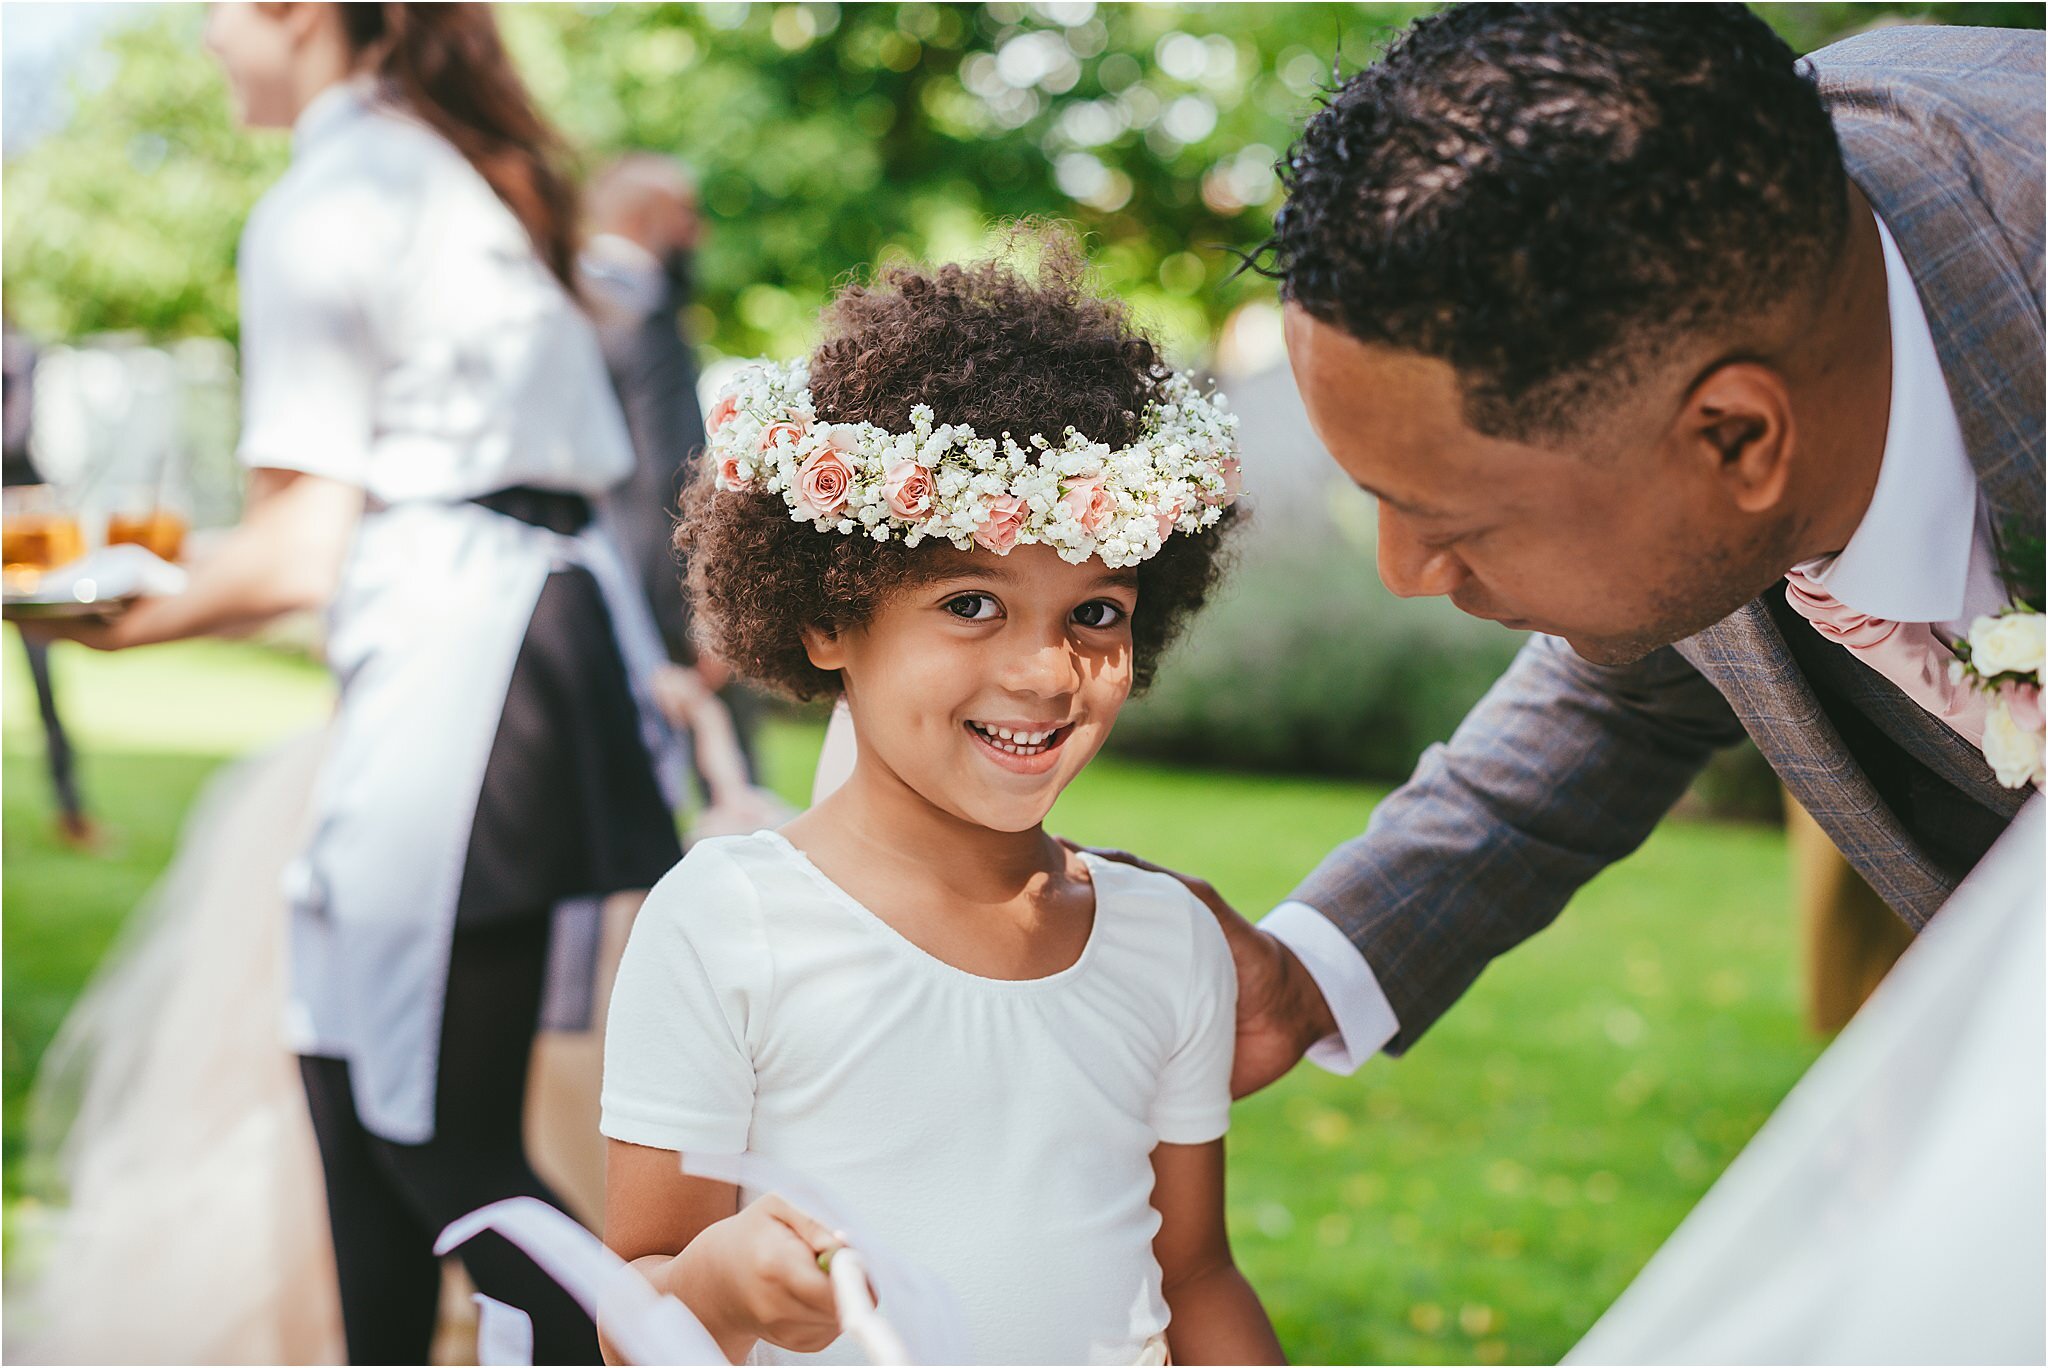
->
[1950,527,2045,789]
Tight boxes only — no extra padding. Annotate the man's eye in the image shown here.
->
[1073,600,1126,629]
[1420,525,1485,551]
[945,593,1000,621]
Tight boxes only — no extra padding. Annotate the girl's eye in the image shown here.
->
[944,593,1000,621]
[1072,600,1126,629]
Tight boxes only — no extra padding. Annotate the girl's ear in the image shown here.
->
[801,622,845,671]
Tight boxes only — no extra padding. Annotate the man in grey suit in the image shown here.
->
[1157,6,2042,1094]
[582,153,762,785]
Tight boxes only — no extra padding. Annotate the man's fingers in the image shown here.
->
[1058,838,1164,875]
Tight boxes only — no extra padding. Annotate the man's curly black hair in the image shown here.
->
[1261,3,1849,440]
[677,231,1236,701]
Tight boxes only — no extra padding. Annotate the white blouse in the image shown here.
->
[235,77,632,502]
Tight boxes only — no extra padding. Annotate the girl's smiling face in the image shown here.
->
[804,541,1138,833]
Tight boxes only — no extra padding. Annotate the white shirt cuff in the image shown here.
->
[1259,900,1399,1075]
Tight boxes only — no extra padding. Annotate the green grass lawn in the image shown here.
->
[3,630,1818,1364]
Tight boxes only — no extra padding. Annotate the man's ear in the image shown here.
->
[801,622,844,672]
[1675,360,1797,515]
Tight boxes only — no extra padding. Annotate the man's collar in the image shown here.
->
[578,233,669,323]
[583,232,664,279]
[1792,207,1979,626]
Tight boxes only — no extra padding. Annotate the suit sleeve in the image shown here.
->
[1292,633,1749,1052]
[601,308,709,664]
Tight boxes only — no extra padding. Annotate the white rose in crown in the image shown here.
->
[1966,610,2047,680]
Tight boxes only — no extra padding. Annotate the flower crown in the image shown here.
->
[706,359,1241,569]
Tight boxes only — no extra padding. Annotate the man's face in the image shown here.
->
[651,182,703,258]
[1284,305,1790,665]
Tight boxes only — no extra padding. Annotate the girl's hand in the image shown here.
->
[684,1192,845,1356]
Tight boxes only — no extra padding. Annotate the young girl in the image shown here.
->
[601,241,1280,1366]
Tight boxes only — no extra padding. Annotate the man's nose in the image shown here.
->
[1375,504,1466,599]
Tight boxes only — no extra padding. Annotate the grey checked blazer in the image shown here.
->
[1294,25,2045,1054]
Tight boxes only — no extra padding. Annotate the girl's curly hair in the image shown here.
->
[676,231,1236,701]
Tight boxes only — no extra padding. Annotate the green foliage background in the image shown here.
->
[4,1,2039,791]
[5,2,2041,364]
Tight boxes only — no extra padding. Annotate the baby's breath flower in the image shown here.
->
[705,358,1240,566]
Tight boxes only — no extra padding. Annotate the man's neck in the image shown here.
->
[1793,182,1895,561]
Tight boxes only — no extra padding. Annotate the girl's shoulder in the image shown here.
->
[636,829,839,942]
[641,830,795,915]
[620,834,809,1011]
[1082,853,1235,987]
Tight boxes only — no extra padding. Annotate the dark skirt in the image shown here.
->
[456,489,682,930]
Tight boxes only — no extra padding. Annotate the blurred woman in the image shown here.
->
[41,5,684,1360]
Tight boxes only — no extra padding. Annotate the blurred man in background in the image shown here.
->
[4,320,93,847]
[581,152,763,790]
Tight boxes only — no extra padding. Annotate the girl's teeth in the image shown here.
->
[971,722,1059,754]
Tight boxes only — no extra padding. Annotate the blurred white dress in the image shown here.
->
[12,730,344,1364]
[9,714,788,1365]
[1570,797,2046,1365]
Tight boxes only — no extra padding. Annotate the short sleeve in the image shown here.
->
[600,843,770,1154]
[1149,891,1238,1145]
[232,191,378,483]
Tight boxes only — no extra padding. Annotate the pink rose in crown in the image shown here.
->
[1206,453,1242,504]
[716,454,750,491]
[759,420,805,452]
[884,461,934,518]
[974,494,1029,553]
[1059,477,1116,536]
[707,393,739,433]
[792,447,853,521]
[1152,498,1184,542]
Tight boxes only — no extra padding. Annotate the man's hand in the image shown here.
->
[648,661,713,729]
[692,650,734,693]
[1068,843,1339,1098]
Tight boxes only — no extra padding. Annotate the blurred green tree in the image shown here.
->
[1,9,287,343]
[5,2,2038,363]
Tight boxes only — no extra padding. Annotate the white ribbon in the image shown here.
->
[824,1247,909,1366]
[435,1197,726,1366]
[472,1293,534,1367]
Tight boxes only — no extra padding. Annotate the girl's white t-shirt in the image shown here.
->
[601,831,1237,1366]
